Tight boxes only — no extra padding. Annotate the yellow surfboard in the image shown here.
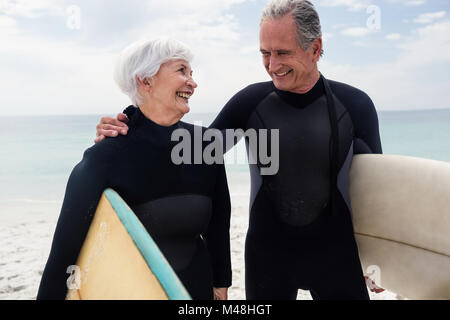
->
[66,189,191,300]
[349,154,450,300]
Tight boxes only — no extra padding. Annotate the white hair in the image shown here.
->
[114,37,193,106]
[261,0,323,55]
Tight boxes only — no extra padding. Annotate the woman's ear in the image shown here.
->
[136,76,152,92]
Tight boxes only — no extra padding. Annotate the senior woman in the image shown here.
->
[37,38,231,300]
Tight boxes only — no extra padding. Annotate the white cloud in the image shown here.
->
[384,0,427,6]
[341,27,374,37]
[0,0,266,116]
[399,20,450,66]
[0,14,17,28]
[0,14,21,41]
[321,20,450,110]
[404,0,426,6]
[320,0,428,12]
[385,33,401,40]
[0,0,65,18]
[413,11,446,24]
[145,0,248,16]
[319,0,372,11]
[332,23,348,29]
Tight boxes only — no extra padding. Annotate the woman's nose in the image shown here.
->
[187,77,198,89]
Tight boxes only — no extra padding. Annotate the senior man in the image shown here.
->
[95,0,382,300]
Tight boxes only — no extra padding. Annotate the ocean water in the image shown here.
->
[378,109,450,161]
[0,108,449,220]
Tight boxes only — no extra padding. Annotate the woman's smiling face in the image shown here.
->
[148,59,197,116]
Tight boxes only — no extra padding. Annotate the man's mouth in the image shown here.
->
[273,69,292,78]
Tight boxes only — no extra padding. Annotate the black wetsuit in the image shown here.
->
[37,107,232,300]
[211,75,382,300]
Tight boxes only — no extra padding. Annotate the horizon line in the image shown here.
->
[1,107,450,118]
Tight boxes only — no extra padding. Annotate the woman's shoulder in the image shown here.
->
[82,135,130,164]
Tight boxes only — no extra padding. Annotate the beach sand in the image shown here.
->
[0,201,59,300]
[0,189,400,300]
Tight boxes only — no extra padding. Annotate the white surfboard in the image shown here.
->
[349,154,450,300]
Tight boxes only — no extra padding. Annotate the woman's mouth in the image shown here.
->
[176,91,192,100]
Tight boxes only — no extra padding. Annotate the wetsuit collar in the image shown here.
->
[274,76,325,108]
[123,105,181,131]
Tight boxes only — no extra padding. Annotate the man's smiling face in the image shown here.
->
[260,13,320,94]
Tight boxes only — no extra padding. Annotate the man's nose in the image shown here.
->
[268,55,280,73]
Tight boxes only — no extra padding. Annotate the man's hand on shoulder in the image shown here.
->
[94,113,129,143]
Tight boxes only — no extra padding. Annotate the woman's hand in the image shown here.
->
[94,113,129,143]
[213,287,228,300]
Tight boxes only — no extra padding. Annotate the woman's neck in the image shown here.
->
[138,103,183,127]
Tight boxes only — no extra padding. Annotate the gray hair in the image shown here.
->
[261,0,323,55]
[114,38,193,106]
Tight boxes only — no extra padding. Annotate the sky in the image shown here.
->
[0,0,449,116]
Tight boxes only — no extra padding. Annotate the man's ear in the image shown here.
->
[311,37,322,62]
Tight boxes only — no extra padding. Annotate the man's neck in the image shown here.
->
[289,69,320,94]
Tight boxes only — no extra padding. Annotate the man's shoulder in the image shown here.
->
[328,79,373,105]
[233,81,275,101]
[329,80,370,100]
[211,81,276,130]
[243,80,274,91]
[327,78,382,153]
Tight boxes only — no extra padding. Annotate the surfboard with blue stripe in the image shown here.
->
[66,188,191,300]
